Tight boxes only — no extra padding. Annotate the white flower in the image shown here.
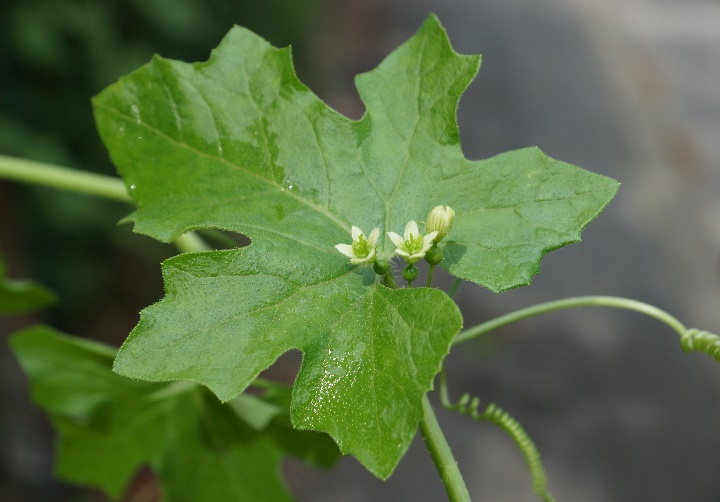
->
[335,226,380,265]
[387,220,438,264]
[425,205,455,243]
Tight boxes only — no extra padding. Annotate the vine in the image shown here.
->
[439,371,555,502]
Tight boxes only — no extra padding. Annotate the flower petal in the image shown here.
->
[367,227,380,246]
[404,220,419,240]
[335,243,355,258]
[351,226,363,240]
[423,232,438,250]
[387,231,406,249]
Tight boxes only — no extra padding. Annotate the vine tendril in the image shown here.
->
[680,328,720,361]
[453,296,720,364]
[439,371,556,502]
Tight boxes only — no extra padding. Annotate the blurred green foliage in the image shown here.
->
[1,2,320,499]
[0,0,319,340]
[1,0,318,166]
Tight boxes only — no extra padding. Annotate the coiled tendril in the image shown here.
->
[439,371,556,502]
[681,328,720,361]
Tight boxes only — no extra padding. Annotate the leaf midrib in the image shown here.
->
[96,104,351,234]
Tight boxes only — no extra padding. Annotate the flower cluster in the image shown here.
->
[334,205,455,273]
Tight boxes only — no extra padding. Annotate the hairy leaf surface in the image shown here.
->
[93,15,616,477]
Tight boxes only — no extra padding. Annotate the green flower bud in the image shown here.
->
[424,246,443,265]
[373,259,390,275]
[425,205,455,243]
[402,264,419,283]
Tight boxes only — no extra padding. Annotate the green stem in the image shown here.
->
[0,154,130,202]
[426,264,435,288]
[420,394,471,502]
[173,232,213,253]
[384,270,399,289]
[453,295,687,347]
[448,278,462,299]
[0,155,216,254]
[197,228,242,249]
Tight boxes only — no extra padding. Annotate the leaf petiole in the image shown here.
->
[173,232,213,253]
[0,154,130,202]
[0,155,214,254]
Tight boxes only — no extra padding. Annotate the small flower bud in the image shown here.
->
[402,264,419,283]
[373,259,390,275]
[424,246,443,265]
[426,205,455,243]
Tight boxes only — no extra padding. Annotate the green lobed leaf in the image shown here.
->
[109,246,461,477]
[0,259,55,316]
[9,326,336,500]
[92,15,616,477]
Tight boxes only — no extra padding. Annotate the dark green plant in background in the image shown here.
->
[0,0,318,332]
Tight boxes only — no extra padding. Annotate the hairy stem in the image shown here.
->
[420,394,471,502]
[453,295,687,347]
[426,264,435,288]
[0,155,130,202]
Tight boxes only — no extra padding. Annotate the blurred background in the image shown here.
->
[1,0,720,500]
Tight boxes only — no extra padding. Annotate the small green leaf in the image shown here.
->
[93,14,616,477]
[9,326,330,500]
[0,259,55,316]
[9,326,170,496]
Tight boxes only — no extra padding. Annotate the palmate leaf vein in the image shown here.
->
[307,116,332,210]
[374,292,419,392]
[191,82,225,159]
[367,289,383,453]
[133,268,359,362]
[383,116,421,250]
[381,38,426,249]
[95,104,350,233]
[156,69,184,144]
